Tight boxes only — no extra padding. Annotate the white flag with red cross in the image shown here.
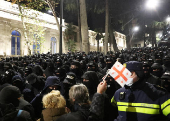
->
[107,61,131,87]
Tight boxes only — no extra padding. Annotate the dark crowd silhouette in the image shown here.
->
[1,46,170,121]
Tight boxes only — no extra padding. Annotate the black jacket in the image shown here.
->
[0,103,32,121]
[56,103,90,121]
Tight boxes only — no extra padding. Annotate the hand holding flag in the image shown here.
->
[103,61,131,87]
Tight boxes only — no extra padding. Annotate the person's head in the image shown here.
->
[81,71,99,93]
[42,90,66,108]
[106,58,113,69]
[151,63,163,78]
[43,76,61,94]
[161,71,170,92]
[163,56,170,67]
[0,86,21,106]
[55,58,63,67]
[69,84,90,105]
[25,66,33,77]
[142,61,151,78]
[55,67,66,80]
[70,60,81,75]
[63,72,76,86]
[87,61,97,72]
[124,61,144,84]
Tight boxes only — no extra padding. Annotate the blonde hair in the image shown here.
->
[69,84,90,104]
[42,90,66,108]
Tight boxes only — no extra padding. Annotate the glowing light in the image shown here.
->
[48,10,52,13]
[133,26,139,32]
[146,0,159,9]
[166,16,170,22]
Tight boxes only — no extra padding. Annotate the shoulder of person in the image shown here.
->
[144,82,168,97]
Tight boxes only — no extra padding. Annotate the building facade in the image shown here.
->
[0,0,126,57]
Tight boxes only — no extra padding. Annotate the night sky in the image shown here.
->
[61,0,170,33]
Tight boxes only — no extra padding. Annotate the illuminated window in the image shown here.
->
[51,37,57,54]
[33,34,40,54]
[11,30,20,55]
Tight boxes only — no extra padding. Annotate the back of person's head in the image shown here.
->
[69,84,90,104]
[0,86,21,105]
[42,90,66,108]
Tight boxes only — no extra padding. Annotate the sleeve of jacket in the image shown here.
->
[160,93,170,119]
[88,93,105,121]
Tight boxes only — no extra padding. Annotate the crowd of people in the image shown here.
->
[0,46,170,121]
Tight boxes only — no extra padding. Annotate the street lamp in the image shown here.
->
[130,26,139,47]
[166,16,170,23]
[146,0,159,9]
[133,26,139,32]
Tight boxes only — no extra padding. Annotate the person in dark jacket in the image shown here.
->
[12,75,25,92]
[81,71,99,101]
[31,76,61,119]
[88,80,107,121]
[101,57,114,75]
[0,103,33,121]
[33,65,44,77]
[87,61,104,80]
[70,60,83,83]
[162,56,170,72]
[25,73,45,98]
[151,62,163,78]
[161,70,170,92]
[0,85,35,121]
[63,72,76,100]
[56,84,91,121]
[44,62,55,78]
[112,61,170,121]
[143,61,161,86]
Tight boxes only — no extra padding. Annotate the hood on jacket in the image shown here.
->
[26,73,45,91]
[33,65,44,76]
[12,75,25,92]
[41,76,61,94]
[0,86,21,105]
[81,71,99,92]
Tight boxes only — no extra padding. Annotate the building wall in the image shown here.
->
[0,0,126,56]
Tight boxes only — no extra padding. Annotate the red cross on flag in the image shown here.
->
[107,61,131,87]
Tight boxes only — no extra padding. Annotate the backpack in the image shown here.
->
[0,109,23,121]
[14,110,23,121]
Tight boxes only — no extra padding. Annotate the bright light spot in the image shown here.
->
[167,16,170,22]
[48,10,52,13]
[24,51,28,55]
[146,0,159,9]
[133,26,139,32]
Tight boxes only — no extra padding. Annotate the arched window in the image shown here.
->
[11,30,21,55]
[33,34,40,54]
[51,37,57,54]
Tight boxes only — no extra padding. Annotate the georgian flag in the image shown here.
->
[106,61,131,87]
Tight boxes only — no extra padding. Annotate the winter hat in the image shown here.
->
[63,72,76,85]
[0,86,21,104]
[123,61,144,78]
[161,71,170,80]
